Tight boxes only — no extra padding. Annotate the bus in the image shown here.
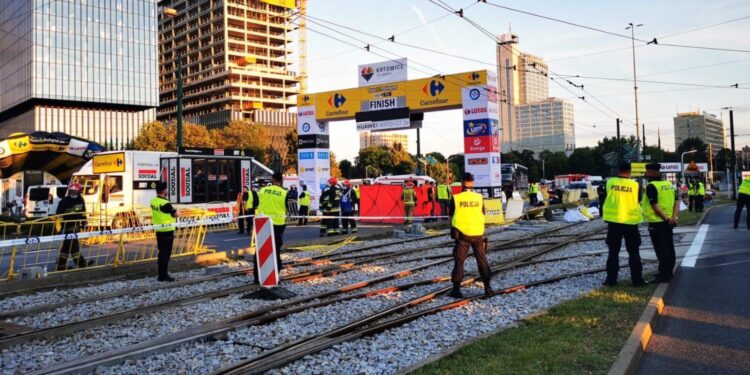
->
[500,164,529,190]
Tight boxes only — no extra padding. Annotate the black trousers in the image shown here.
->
[298,205,309,225]
[237,208,247,233]
[688,195,695,211]
[648,221,676,281]
[735,193,750,228]
[253,224,285,284]
[56,237,86,270]
[529,192,538,206]
[451,231,492,286]
[325,210,340,235]
[341,211,357,233]
[156,231,175,279]
[695,195,704,213]
[605,223,643,283]
[439,200,450,220]
[246,210,256,237]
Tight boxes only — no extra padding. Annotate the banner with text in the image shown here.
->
[358,58,408,87]
[297,106,329,211]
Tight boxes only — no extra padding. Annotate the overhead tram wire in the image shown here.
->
[478,0,750,54]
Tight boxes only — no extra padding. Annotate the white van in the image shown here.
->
[373,175,435,187]
[24,185,68,218]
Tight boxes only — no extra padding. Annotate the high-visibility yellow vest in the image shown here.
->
[299,192,310,206]
[246,191,255,210]
[642,180,675,223]
[739,177,750,195]
[402,188,416,207]
[698,182,705,196]
[150,196,175,232]
[529,183,538,194]
[354,188,360,199]
[602,177,642,225]
[257,185,287,225]
[451,191,485,236]
[437,184,450,200]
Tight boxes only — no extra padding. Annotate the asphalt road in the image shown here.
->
[637,205,750,375]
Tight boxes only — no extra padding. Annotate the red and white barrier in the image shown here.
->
[254,216,279,288]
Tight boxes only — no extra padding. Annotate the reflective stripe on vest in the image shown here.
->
[642,180,675,223]
[403,188,416,206]
[299,192,310,206]
[150,197,175,232]
[739,177,750,195]
[451,191,485,236]
[602,177,642,225]
[437,185,450,200]
[257,185,287,225]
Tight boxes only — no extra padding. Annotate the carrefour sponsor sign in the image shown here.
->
[358,58,407,87]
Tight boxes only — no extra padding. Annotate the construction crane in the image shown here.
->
[297,0,308,94]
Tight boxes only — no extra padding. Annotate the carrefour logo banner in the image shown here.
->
[358,58,408,87]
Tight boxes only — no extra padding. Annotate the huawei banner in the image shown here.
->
[297,106,330,211]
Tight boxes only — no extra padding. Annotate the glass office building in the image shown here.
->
[0,0,158,147]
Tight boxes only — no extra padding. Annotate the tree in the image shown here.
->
[544,152,569,178]
[715,147,733,172]
[355,146,394,177]
[447,154,465,181]
[330,152,342,178]
[642,145,664,162]
[568,147,606,175]
[212,120,269,161]
[676,137,708,163]
[339,159,353,178]
[133,121,173,151]
[284,128,298,173]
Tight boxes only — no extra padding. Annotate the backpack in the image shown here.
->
[340,190,353,213]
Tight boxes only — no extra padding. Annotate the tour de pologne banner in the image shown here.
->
[0,132,105,180]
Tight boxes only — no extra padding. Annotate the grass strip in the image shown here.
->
[411,281,657,375]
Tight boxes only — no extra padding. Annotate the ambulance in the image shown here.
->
[71,148,271,228]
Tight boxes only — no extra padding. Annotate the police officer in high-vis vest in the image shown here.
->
[448,173,493,298]
[245,183,260,236]
[643,163,680,283]
[298,184,310,226]
[528,181,539,206]
[735,175,750,229]
[151,182,178,282]
[253,172,287,284]
[437,181,452,220]
[602,162,645,287]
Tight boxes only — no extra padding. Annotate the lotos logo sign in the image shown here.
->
[422,80,445,97]
[361,66,374,81]
[328,93,347,108]
[464,107,488,116]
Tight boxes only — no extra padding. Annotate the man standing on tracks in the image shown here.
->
[529,181,539,206]
[643,163,680,284]
[340,180,358,234]
[55,182,92,271]
[437,180,452,220]
[448,173,493,298]
[602,162,645,287]
[734,174,750,229]
[320,177,341,236]
[402,181,417,225]
[245,184,260,236]
[298,184,310,226]
[254,172,288,284]
[150,182,178,282]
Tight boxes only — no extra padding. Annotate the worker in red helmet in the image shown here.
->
[319,177,342,236]
[55,182,92,271]
[401,180,417,225]
[340,179,359,234]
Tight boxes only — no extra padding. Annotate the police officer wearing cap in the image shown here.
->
[643,163,680,283]
[448,173,493,298]
[55,182,91,271]
[151,182,178,282]
[253,172,288,284]
[602,162,645,287]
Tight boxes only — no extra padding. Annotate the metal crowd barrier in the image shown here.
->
[0,209,222,282]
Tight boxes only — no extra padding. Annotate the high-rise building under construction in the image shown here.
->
[157,0,299,158]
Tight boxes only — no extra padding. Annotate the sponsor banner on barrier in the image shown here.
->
[630,162,708,176]
[314,88,361,120]
[298,134,330,149]
[297,106,328,136]
[356,118,411,132]
[358,58,408,87]
[241,159,252,189]
[93,152,126,174]
[298,148,329,211]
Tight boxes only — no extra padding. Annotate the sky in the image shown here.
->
[300,0,750,162]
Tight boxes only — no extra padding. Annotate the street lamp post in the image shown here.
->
[165,8,183,150]
[626,22,643,161]
[681,150,697,189]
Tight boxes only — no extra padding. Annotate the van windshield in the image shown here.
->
[29,187,50,201]
[72,175,101,195]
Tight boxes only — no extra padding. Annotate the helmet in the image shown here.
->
[328,177,338,185]
[343,179,351,187]
[406,181,414,187]
[68,182,82,192]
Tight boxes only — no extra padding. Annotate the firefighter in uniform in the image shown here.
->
[150,182,178,282]
[253,172,288,284]
[340,180,359,234]
[245,184,260,236]
[55,182,91,271]
[448,173,493,298]
[734,175,750,229]
[643,163,680,283]
[437,181,452,220]
[602,162,645,287]
[320,177,341,236]
[298,184,310,226]
[402,181,417,225]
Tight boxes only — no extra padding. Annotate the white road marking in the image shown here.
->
[681,224,709,268]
